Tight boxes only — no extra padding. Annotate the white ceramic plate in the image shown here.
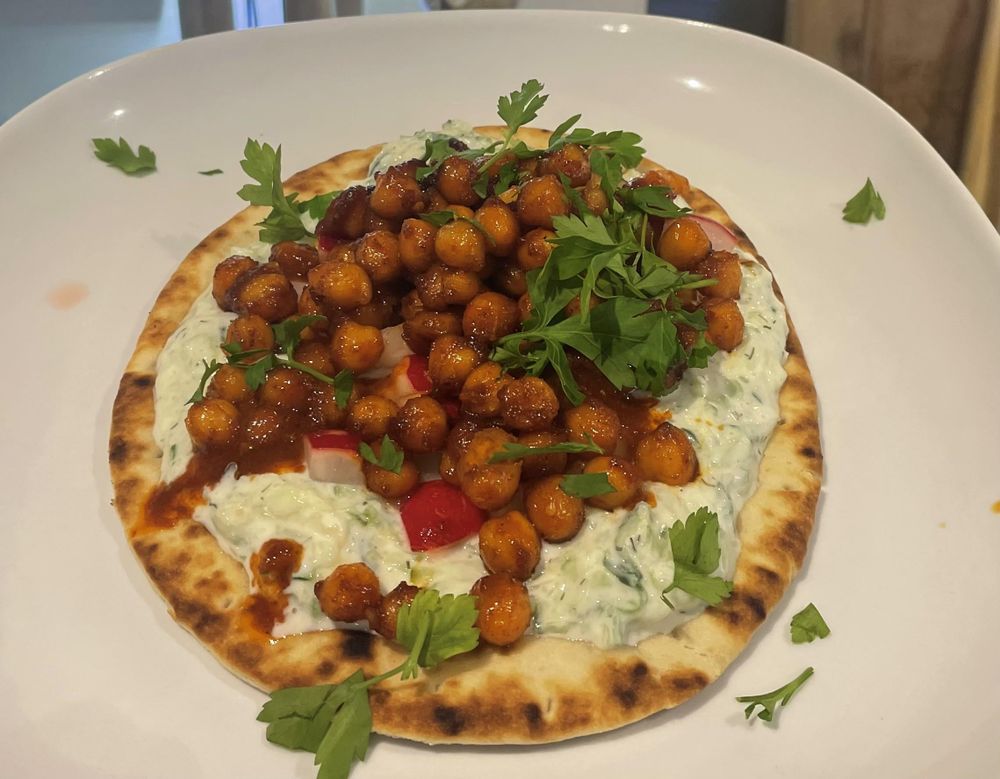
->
[1,11,998,778]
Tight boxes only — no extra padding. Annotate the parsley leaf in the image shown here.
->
[498,79,548,142]
[92,137,156,175]
[420,209,459,227]
[395,589,480,672]
[661,507,734,607]
[237,138,309,243]
[300,191,340,220]
[842,177,886,224]
[358,435,404,474]
[736,667,814,723]
[488,436,602,463]
[333,369,354,409]
[186,359,221,404]
[790,603,831,644]
[198,168,223,176]
[560,472,615,498]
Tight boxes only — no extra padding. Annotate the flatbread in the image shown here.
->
[109,126,822,744]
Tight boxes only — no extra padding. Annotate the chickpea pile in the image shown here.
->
[188,143,747,648]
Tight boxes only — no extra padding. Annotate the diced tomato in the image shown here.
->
[400,481,486,551]
[406,355,433,393]
[304,430,364,485]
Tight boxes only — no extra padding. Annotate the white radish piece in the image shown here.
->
[304,430,364,485]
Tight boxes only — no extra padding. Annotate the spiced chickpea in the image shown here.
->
[391,396,449,453]
[695,251,743,300]
[398,218,438,274]
[401,289,426,320]
[479,510,541,580]
[293,340,335,377]
[269,241,319,279]
[470,573,531,647]
[241,406,286,449]
[539,143,591,187]
[456,428,522,511]
[327,240,357,265]
[516,431,568,479]
[446,205,475,220]
[309,383,352,428]
[475,198,520,257]
[436,155,481,207]
[516,175,570,229]
[330,321,384,373]
[417,264,484,310]
[402,309,464,355]
[563,399,621,455]
[362,442,420,499]
[307,261,373,310]
[491,264,527,297]
[498,377,559,432]
[232,268,297,322]
[581,180,609,216]
[523,475,585,542]
[462,292,520,345]
[347,395,398,441]
[207,364,253,404]
[632,168,691,200]
[634,421,698,485]
[185,399,240,449]
[459,361,512,417]
[314,562,382,623]
[516,228,555,271]
[352,285,403,329]
[226,314,275,355]
[428,335,483,394]
[517,293,533,322]
[212,255,257,310]
[259,367,311,411]
[369,164,425,220]
[582,456,639,510]
[364,210,399,235]
[297,285,327,321]
[657,217,711,271]
[424,187,448,211]
[370,582,419,640]
[434,220,487,273]
[702,298,745,352]
[316,186,369,240]
[356,230,403,285]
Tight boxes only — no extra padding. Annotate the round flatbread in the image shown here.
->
[109,126,822,744]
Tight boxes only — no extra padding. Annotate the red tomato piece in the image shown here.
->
[400,481,486,551]
[406,354,433,393]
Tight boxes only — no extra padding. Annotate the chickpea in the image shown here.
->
[185,398,240,449]
[523,475,585,543]
[212,255,256,310]
[457,428,522,511]
[439,450,460,485]
[470,573,532,646]
[436,155,481,207]
[309,383,352,428]
[400,289,426,321]
[634,422,698,485]
[370,581,419,640]
[269,241,319,280]
[327,240,357,265]
[315,186,369,240]
[364,210,400,235]
[307,261,373,310]
[516,175,569,229]
[702,298,745,352]
[259,366,311,411]
[581,180,609,216]
[445,417,490,460]
[657,217,711,271]
[330,321,384,373]
[459,361,512,417]
[402,309,464,355]
[491,263,527,297]
[398,218,438,274]
[434,220,487,272]
[582,456,639,510]
[518,293,533,323]
[478,510,541,580]
[563,399,621,455]
[424,186,448,211]
[363,441,420,499]
[516,228,555,271]
[391,396,449,453]
[352,286,403,330]
[369,163,425,220]
[539,143,591,187]
[206,364,253,405]
[347,395,398,441]
[232,268,298,323]
[356,230,403,285]
[446,205,475,219]
[314,562,382,623]
[475,198,520,257]
[226,314,275,355]
[498,377,559,432]
[292,340,335,378]
[632,168,691,200]
[462,291,520,345]
[298,285,327,321]
[516,431,568,479]
[241,407,286,449]
[417,264,483,310]
[428,335,483,394]
[695,250,743,300]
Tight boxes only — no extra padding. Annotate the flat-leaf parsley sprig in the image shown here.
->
[736,667,814,723]
[257,590,479,779]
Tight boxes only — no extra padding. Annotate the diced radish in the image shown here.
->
[400,481,486,551]
[406,355,433,393]
[304,430,364,485]
[365,324,414,378]
[370,355,432,405]
[687,215,739,251]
